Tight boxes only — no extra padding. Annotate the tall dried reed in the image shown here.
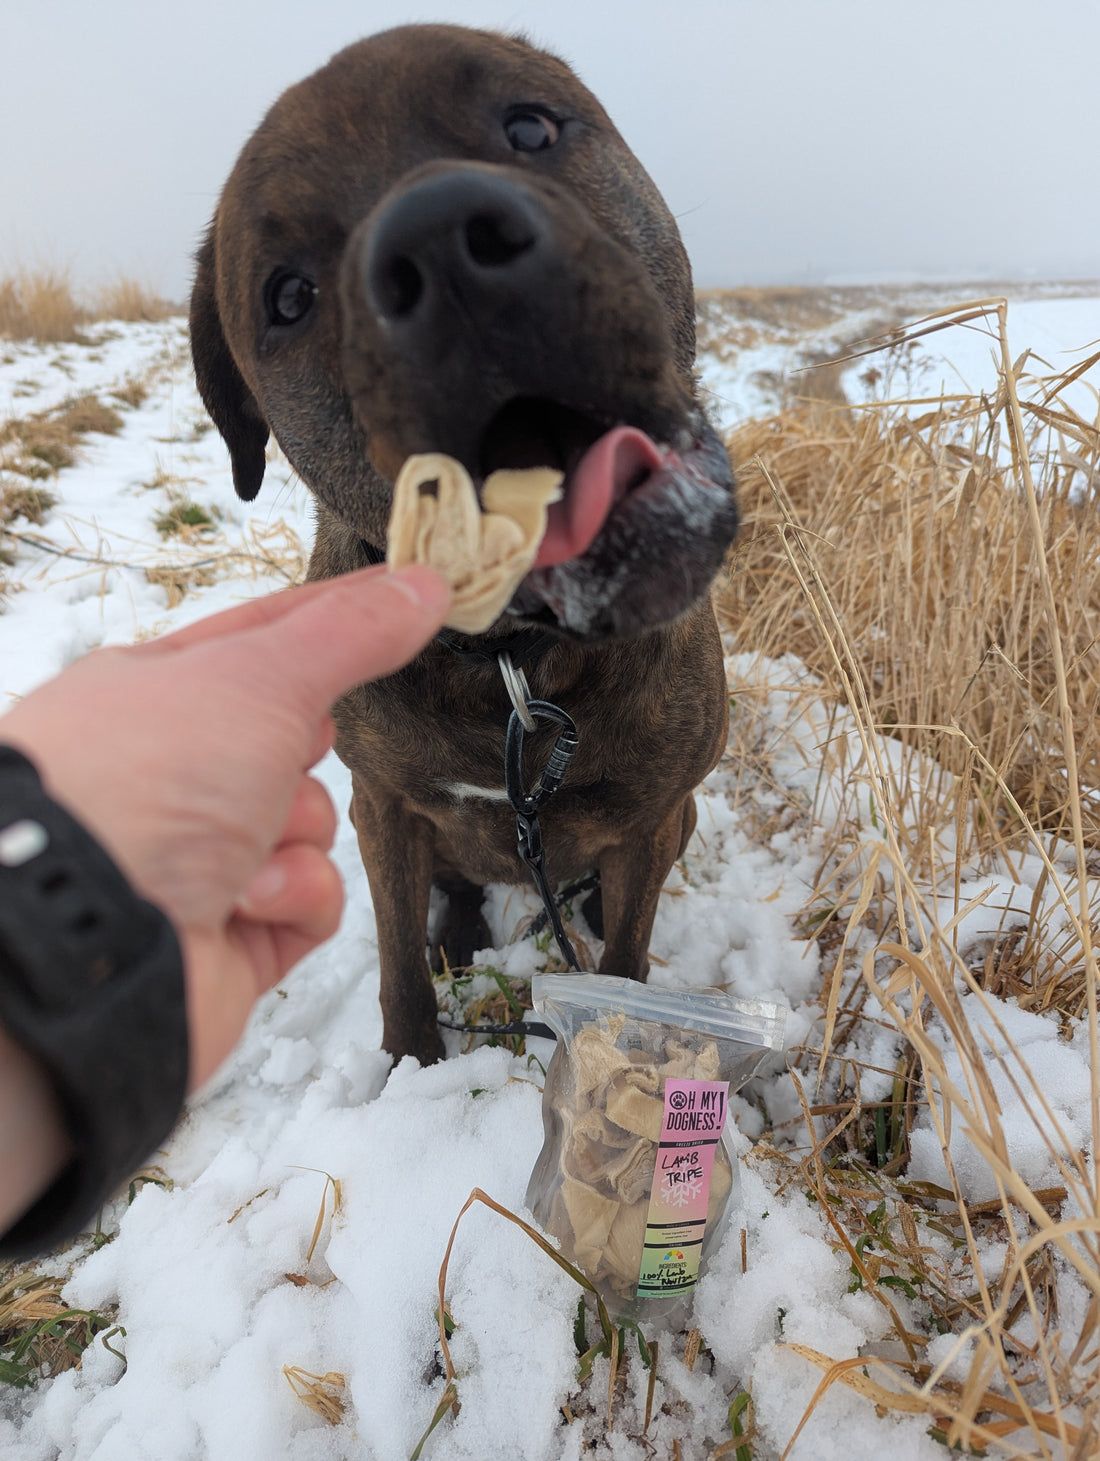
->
[717,299,1100,1454]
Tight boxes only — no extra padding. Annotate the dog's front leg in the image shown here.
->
[348,777,445,1066]
[595,796,697,982]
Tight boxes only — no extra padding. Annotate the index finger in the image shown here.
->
[137,565,395,654]
[238,565,452,711]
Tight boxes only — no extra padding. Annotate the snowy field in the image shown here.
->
[696,280,1100,430]
[1,289,1098,1458]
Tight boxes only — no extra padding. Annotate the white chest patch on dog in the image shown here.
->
[443,781,512,803]
[387,453,563,634]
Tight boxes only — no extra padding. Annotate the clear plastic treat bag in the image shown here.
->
[526,974,785,1324]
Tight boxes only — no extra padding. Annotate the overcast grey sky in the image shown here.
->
[4,0,1098,300]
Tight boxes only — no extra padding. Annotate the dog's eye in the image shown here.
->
[504,110,560,152]
[266,271,317,327]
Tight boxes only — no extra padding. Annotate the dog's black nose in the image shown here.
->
[363,169,550,328]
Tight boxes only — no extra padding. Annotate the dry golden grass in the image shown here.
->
[95,275,175,323]
[0,482,57,599]
[0,483,56,528]
[697,285,857,343]
[0,1271,121,1387]
[2,508,306,615]
[282,1366,346,1425]
[721,315,1100,863]
[0,269,88,343]
[1,393,128,601]
[713,298,1100,1455]
[152,497,220,539]
[111,376,151,410]
[0,394,124,479]
[0,266,177,342]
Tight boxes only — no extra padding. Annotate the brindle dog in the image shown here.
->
[190,24,738,1065]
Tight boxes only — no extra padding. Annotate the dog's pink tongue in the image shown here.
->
[534,426,666,567]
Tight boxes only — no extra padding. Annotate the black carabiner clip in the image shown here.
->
[504,700,579,816]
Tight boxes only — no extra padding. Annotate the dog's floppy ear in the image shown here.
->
[189,228,269,501]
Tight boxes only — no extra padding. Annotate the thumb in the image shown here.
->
[242,565,451,711]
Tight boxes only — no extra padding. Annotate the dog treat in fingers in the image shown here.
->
[386,453,563,633]
[527,974,785,1322]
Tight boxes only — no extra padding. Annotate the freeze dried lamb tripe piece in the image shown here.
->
[573,1108,637,1150]
[564,1124,656,1205]
[605,1071,665,1141]
[621,1064,660,1096]
[571,1017,630,1099]
[693,1040,721,1082]
[659,1038,720,1081]
[601,1195,648,1288]
[659,1038,697,1080]
[563,1128,617,1188]
[481,467,563,541]
[386,452,563,634]
[561,1173,620,1271]
[603,1138,658,1206]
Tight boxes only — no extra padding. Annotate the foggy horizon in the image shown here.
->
[4,0,1099,301]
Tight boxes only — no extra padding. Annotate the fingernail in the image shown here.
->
[386,565,451,613]
[238,861,286,910]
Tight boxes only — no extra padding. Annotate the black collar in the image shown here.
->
[435,627,559,668]
[359,538,558,669]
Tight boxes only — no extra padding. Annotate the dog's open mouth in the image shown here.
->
[473,396,738,641]
[478,397,679,568]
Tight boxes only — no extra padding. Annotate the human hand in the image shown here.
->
[0,564,450,1089]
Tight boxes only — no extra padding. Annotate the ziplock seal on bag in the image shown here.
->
[525,974,785,1323]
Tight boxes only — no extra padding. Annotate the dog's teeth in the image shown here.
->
[482,466,564,512]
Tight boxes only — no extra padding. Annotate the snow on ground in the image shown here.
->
[697,281,1100,430]
[0,299,1096,1458]
[0,324,181,425]
[0,320,317,703]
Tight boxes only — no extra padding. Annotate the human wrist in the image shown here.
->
[0,1024,73,1238]
[0,715,150,909]
[0,744,189,1258]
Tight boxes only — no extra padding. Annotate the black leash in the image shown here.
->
[437,687,583,1044]
[433,677,586,1044]
[525,871,601,939]
[504,693,583,971]
[436,1013,556,1040]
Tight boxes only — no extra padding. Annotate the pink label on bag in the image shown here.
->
[636,1078,729,1297]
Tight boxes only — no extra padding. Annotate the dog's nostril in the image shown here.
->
[378,255,424,318]
[464,211,535,269]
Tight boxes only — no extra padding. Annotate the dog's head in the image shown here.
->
[190,24,736,640]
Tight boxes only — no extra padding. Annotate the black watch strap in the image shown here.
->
[0,745,189,1259]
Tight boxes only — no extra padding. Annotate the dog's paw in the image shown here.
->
[383,1023,447,1068]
